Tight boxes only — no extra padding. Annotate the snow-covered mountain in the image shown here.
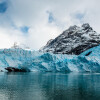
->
[0,23,100,72]
[11,42,31,51]
[40,23,100,55]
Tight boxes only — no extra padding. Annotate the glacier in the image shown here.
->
[0,45,100,72]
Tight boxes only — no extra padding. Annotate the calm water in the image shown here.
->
[0,72,100,100]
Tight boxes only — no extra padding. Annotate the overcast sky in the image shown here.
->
[0,0,100,50]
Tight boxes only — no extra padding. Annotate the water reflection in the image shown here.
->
[0,72,100,100]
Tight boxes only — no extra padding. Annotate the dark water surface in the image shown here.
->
[0,72,100,100]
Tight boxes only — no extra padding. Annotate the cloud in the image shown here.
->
[0,0,100,50]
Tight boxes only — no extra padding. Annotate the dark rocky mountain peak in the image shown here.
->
[40,23,100,55]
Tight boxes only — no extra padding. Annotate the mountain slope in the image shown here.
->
[40,23,100,55]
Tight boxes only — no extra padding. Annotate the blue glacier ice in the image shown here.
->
[0,45,100,72]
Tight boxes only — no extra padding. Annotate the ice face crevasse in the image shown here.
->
[40,23,100,55]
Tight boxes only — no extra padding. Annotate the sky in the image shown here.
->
[0,0,100,50]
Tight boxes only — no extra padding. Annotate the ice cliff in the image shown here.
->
[0,45,100,72]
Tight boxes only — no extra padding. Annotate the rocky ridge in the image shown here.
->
[40,23,100,55]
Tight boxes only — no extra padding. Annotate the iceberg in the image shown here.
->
[0,45,100,72]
